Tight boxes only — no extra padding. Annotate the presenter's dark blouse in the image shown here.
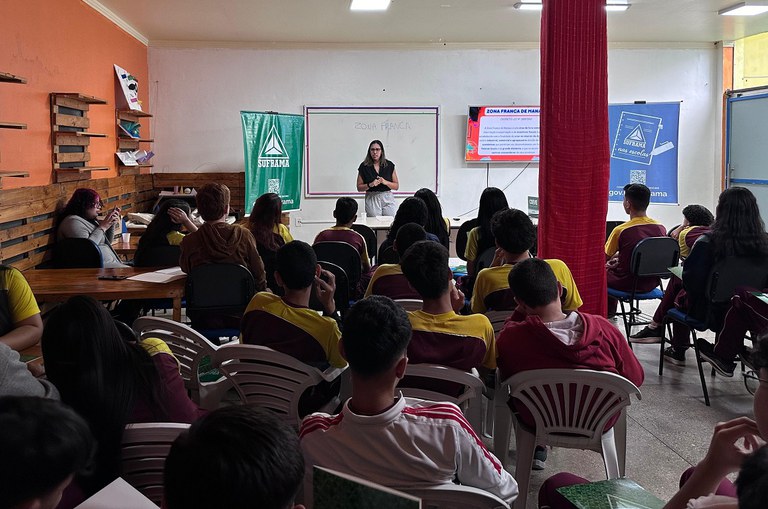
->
[358,162,396,193]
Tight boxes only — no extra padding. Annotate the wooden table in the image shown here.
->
[112,235,140,259]
[24,267,186,321]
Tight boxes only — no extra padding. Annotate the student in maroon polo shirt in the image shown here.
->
[605,183,666,317]
[364,223,426,300]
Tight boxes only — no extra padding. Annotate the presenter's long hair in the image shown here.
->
[415,188,449,249]
[362,140,390,168]
[476,187,509,255]
[248,192,283,252]
[711,187,768,260]
[42,296,168,496]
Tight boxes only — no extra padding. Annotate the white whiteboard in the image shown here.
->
[305,106,440,197]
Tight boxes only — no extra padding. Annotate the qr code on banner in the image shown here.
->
[629,170,646,185]
[267,179,280,194]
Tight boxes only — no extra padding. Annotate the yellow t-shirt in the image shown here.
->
[408,310,497,369]
[470,259,583,314]
[1,268,40,324]
[464,227,481,261]
[275,223,294,244]
[166,231,185,246]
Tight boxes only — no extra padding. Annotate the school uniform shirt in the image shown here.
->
[240,292,345,369]
[407,310,497,370]
[470,259,583,314]
[0,267,40,337]
[605,216,667,292]
[166,230,185,246]
[679,225,710,258]
[364,263,420,300]
[276,223,294,244]
[314,226,370,267]
[300,395,518,505]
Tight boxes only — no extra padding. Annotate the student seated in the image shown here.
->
[605,183,666,316]
[241,240,344,370]
[242,192,294,293]
[164,405,305,509]
[0,396,95,509]
[0,265,43,351]
[462,187,509,296]
[42,296,203,506]
[400,241,497,381]
[414,188,450,249]
[668,204,714,259]
[364,223,426,300]
[314,197,373,296]
[56,188,128,268]
[538,331,768,509]
[470,208,582,314]
[377,197,438,262]
[496,258,644,470]
[300,296,518,505]
[179,183,266,289]
[133,199,197,267]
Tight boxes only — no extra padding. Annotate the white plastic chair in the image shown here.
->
[404,484,511,509]
[493,369,641,509]
[485,310,512,336]
[121,422,190,505]
[209,343,348,427]
[132,316,227,410]
[398,363,486,434]
[394,298,424,311]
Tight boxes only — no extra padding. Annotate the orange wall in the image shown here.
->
[0,0,148,188]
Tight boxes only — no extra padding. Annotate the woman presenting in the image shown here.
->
[356,139,399,216]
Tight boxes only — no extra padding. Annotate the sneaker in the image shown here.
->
[532,446,547,470]
[697,338,736,377]
[663,346,686,366]
[629,326,663,344]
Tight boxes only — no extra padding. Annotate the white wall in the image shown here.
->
[149,44,720,242]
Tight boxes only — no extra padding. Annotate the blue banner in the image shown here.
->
[608,103,679,204]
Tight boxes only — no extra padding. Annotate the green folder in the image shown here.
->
[313,467,421,509]
[556,478,664,509]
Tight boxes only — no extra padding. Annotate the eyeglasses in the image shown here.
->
[370,148,382,152]
[744,370,768,395]
[92,201,104,208]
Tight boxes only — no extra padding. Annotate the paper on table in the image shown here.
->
[75,477,156,509]
[668,266,683,279]
[127,267,184,283]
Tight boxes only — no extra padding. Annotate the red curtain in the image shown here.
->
[538,0,610,315]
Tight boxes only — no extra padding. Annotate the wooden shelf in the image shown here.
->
[54,131,107,138]
[0,122,27,130]
[118,137,153,143]
[51,93,107,104]
[117,109,153,118]
[0,171,29,177]
[55,166,109,172]
[0,72,27,84]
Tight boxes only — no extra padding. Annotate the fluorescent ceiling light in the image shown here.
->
[719,2,768,15]
[350,0,391,11]
[513,1,631,12]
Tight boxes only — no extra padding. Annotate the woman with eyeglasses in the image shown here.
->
[56,188,127,268]
[356,140,399,217]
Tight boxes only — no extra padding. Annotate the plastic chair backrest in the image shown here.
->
[350,223,378,262]
[134,244,181,268]
[121,422,190,504]
[210,343,341,426]
[404,484,510,509]
[378,244,398,264]
[132,316,218,391]
[394,298,423,311]
[501,369,640,447]
[313,241,362,288]
[629,236,680,277]
[456,218,479,262]
[185,263,255,313]
[309,261,350,314]
[485,310,512,335]
[706,256,768,304]
[54,237,103,268]
[398,363,485,432]
[476,246,496,273]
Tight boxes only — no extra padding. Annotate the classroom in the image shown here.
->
[4,1,768,508]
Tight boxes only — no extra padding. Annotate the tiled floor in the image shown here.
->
[507,313,753,509]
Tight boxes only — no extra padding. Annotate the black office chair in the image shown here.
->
[309,261,351,317]
[134,245,181,268]
[660,255,768,406]
[455,218,478,262]
[185,264,256,345]
[606,221,624,241]
[54,238,103,268]
[313,241,362,292]
[608,237,680,341]
[377,245,398,265]
[350,223,377,265]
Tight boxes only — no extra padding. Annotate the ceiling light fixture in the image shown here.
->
[513,1,631,12]
[350,0,391,11]
[718,2,768,16]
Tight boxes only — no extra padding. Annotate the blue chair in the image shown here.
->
[608,237,679,341]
